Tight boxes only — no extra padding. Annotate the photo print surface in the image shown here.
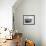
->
[23,15,35,25]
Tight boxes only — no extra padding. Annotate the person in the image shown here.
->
[25,40,35,46]
[15,35,22,46]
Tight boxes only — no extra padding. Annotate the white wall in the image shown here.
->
[13,0,46,46]
[41,0,46,46]
[0,0,16,30]
[0,0,17,39]
[13,0,41,46]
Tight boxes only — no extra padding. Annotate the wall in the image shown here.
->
[0,0,16,30]
[13,0,41,46]
[41,0,46,46]
[0,0,17,39]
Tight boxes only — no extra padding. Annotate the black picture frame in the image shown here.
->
[23,15,35,25]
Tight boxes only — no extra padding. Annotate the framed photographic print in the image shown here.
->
[23,15,35,25]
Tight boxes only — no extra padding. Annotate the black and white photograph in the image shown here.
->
[23,15,35,25]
